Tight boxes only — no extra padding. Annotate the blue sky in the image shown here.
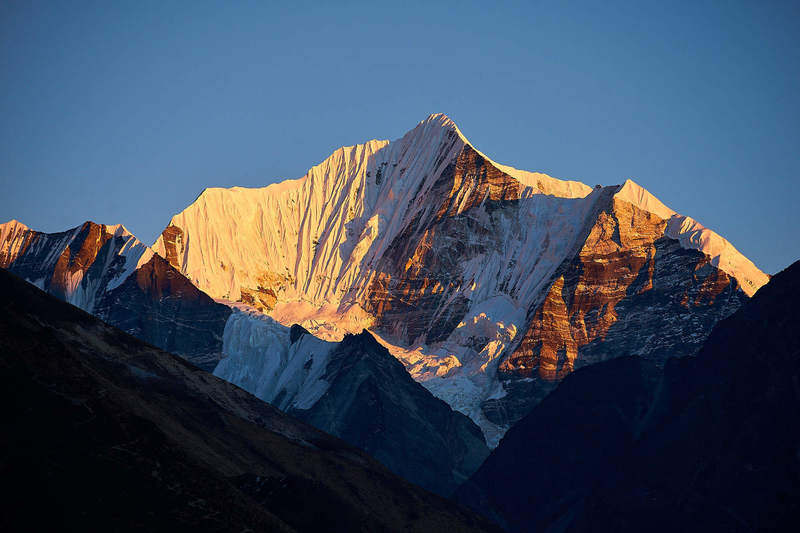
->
[1,0,798,273]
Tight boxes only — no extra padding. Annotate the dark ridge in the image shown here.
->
[95,254,232,371]
[290,328,490,496]
[0,267,500,533]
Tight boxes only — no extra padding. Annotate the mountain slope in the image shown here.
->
[456,260,800,532]
[288,328,489,495]
[0,267,499,533]
[0,220,231,370]
[153,113,768,443]
[213,309,489,495]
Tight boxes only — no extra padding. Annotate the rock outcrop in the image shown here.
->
[96,254,232,371]
[0,217,491,495]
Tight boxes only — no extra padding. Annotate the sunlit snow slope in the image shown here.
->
[154,114,769,444]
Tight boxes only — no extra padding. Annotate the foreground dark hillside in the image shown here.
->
[0,268,499,533]
[458,260,800,532]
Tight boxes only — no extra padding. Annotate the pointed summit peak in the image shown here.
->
[415,115,593,199]
[407,113,470,144]
[74,220,132,237]
[420,112,459,128]
[613,179,768,296]
[0,219,30,243]
[614,179,675,220]
[0,219,29,231]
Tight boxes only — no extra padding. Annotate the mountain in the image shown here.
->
[0,219,231,370]
[214,308,489,495]
[152,113,768,444]
[456,260,800,532]
[0,219,152,309]
[0,267,499,532]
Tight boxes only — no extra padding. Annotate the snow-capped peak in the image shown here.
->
[0,219,155,307]
[615,179,675,219]
[1,219,29,230]
[413,113,592,199]
[0,219,30,243]
[614,179,769,295]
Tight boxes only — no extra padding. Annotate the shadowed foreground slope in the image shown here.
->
[0,268,499,533]
[458,260,800,532]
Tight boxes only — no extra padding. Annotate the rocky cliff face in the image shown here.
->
[456,260,800,533]
[484,192,749,427]
[0,220,230,370]
[152,114,768,444]
[1,115,769,444]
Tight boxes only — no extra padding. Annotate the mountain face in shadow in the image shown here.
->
[0,268,499,533]
[288,328,490,495]
[457,260,800,532]
[210,308,491,496]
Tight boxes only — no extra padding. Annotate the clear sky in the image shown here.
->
[1,0,798,274]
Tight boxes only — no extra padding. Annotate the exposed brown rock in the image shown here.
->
[502,198,667,380]
[49,222,116,299]
[487,196,748,426]
[96,254,231,371]
[0,221,232,371]
[159,224,185,270]
[364,145,523,345]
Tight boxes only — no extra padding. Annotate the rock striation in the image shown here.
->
[486,187,750,427]
[1,115,770,444]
